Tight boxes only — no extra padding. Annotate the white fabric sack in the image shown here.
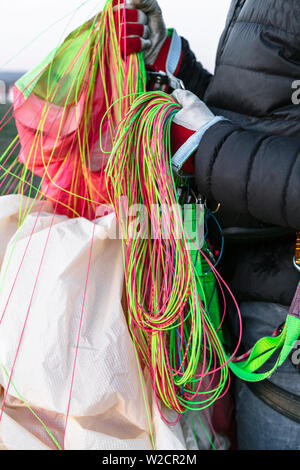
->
[0,195,224,450]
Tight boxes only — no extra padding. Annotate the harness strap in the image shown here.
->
[247,379,300,424]
[228,283,300,382]
[228,234,300,381]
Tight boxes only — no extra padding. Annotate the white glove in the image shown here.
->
[127,0,167,65]
[170,89,225,175]
[171,89,215,131]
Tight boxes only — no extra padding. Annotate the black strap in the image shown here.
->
[247,380,300,424]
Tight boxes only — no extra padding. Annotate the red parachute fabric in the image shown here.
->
[12,2,146,219]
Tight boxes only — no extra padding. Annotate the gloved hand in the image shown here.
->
[171,89,225,174]
[113,0,167,65]
[172,89,215,131]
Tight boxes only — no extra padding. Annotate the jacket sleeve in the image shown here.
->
[194,120,300,230]
[176,38,213,100]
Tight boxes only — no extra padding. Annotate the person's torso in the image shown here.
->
[205,0,300,137]
[202,0,300,305]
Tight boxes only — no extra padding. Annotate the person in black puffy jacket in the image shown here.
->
[117,0,300,449]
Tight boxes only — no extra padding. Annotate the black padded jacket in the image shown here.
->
[176,0,300,306]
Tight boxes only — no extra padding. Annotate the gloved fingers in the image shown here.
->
[171,90,215,131]
[127,0,161,15]
[171,89,185,106]
[140,37,152,50]
[113,5,150,56]
[120,37,142,56]
[113,0,150,7]
[119,22,150,39]
[119,37,152,56]
[112,0,128,8]
[113,0,166,64]
[172,89,202,108]
[113,7,148,25]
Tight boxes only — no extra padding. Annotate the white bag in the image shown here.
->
[0,195,223,450]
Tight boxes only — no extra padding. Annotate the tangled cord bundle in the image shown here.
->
[105,92,242,421]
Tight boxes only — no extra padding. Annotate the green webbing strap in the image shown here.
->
[229,316,300,381]
[228,283,300,382]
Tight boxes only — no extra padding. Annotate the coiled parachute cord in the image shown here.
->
[105,92,235,421]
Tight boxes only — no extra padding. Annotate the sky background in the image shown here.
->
[0,0,231,73]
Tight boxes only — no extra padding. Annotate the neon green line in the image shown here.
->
[1,363,62,450]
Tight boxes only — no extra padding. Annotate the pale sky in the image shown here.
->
[0,0,231,73]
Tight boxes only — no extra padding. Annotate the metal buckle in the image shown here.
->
[168,73,185,91]
[146,70,185,91]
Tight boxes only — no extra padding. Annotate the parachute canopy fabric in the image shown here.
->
[12,0,146,220]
